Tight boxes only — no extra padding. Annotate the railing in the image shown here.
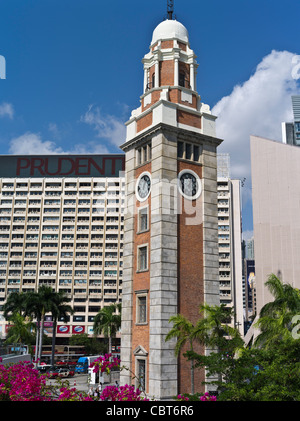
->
[0,344,28,357]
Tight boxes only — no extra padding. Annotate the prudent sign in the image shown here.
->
[0,154,125,178]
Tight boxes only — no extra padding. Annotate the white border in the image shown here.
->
[177,169,202,200]
[135,171,151,202]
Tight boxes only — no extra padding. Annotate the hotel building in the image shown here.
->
[0,154,125,339]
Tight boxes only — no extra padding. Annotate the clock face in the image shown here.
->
[136,172,151,201]
[178,170,201,200]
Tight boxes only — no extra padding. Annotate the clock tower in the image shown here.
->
[120,16,222,399]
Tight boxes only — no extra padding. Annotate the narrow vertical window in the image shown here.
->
[137,295,147,324]
[178,141,184,158]
[143,146,147,162]
[152,73,155,89]
[193,145,199,162]
[137,359,146,391]
[179,73,185,87]
[148,143,152,161]
[138,206,148,232]
[137,148,142,165]
[185,143,192,160]
[138,245,148,271]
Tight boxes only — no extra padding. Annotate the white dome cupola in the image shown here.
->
[151,19,189,46]
[124,14,217,143]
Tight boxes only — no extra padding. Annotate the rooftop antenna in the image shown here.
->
[167,0,174,19]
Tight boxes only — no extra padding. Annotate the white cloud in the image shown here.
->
[212,50,300,183]
[80,105,126,147]
[8,132,64,155]
[8,132,111,156]
[0,102,14,119]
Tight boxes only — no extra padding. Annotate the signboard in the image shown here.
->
[0,154,125,178]
[57,325,70,334]
[246,259,255,310]
[72,325,85,334]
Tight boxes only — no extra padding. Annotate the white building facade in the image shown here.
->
[217,154,244,334]
[0,154,125,340]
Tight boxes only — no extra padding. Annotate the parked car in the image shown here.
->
[68,367,75,377]
[37,364,54,374]
[57,368,70,378]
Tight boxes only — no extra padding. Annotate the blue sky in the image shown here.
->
[0,0,300,233]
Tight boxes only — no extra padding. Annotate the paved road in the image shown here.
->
[47,372,119,395]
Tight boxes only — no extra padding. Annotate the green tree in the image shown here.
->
[5,313,35,348]
[93,303,121,356]
[69,333,107,355]
[254,274,300,349]
[193,303,243,352]
[188,276,300,400]
[206,340,300,401]
[165,314,198,395]
[24,286,57,362]
[50,291,74,366]
[3,292,27,318]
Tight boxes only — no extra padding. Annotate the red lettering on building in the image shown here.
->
[16,158,30,176]
[15,156,125,177]
[30,158,45,176]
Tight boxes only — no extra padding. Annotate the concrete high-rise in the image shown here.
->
[217,154,244,335]
[0,154,125,340]
[250,135,300,314]
[282,95,300,146]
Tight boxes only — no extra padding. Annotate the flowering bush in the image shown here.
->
[0,357,143,401]
[90,353,120,374]
[200,392,217,401]
[56,386,93,401]
[0,361,92,401]
[176,394,189,401]
[0,360,51,401]
[99,384,148,401]
[175,392,217,401]
[0,356,215,402]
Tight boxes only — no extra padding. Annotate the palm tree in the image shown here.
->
[24,290,43,362]
[3,292,27,318]
[254,274,300,349]
[50,291,74,366]
[4,313,35,348]
[165,314,197,395]
[93,303,121,356]
[194,303,243,351]
[25,286,57,362]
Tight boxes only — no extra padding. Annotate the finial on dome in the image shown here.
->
[167,0,174,20]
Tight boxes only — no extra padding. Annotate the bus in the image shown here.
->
[33,345,86,364]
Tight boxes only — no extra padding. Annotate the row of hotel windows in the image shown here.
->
[0,226,121,233]
[0,190,123,196]
[0,199,123,206]
[0,233,123,240]
[0,216,123,223]
[1,196,123,203]
[0,269,122,276]
[0,181,123,188]
[0,251,121,258]
[0,206,124,214]
[0,215,123,221]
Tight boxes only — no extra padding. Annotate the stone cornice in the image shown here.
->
[120,121,223,152]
